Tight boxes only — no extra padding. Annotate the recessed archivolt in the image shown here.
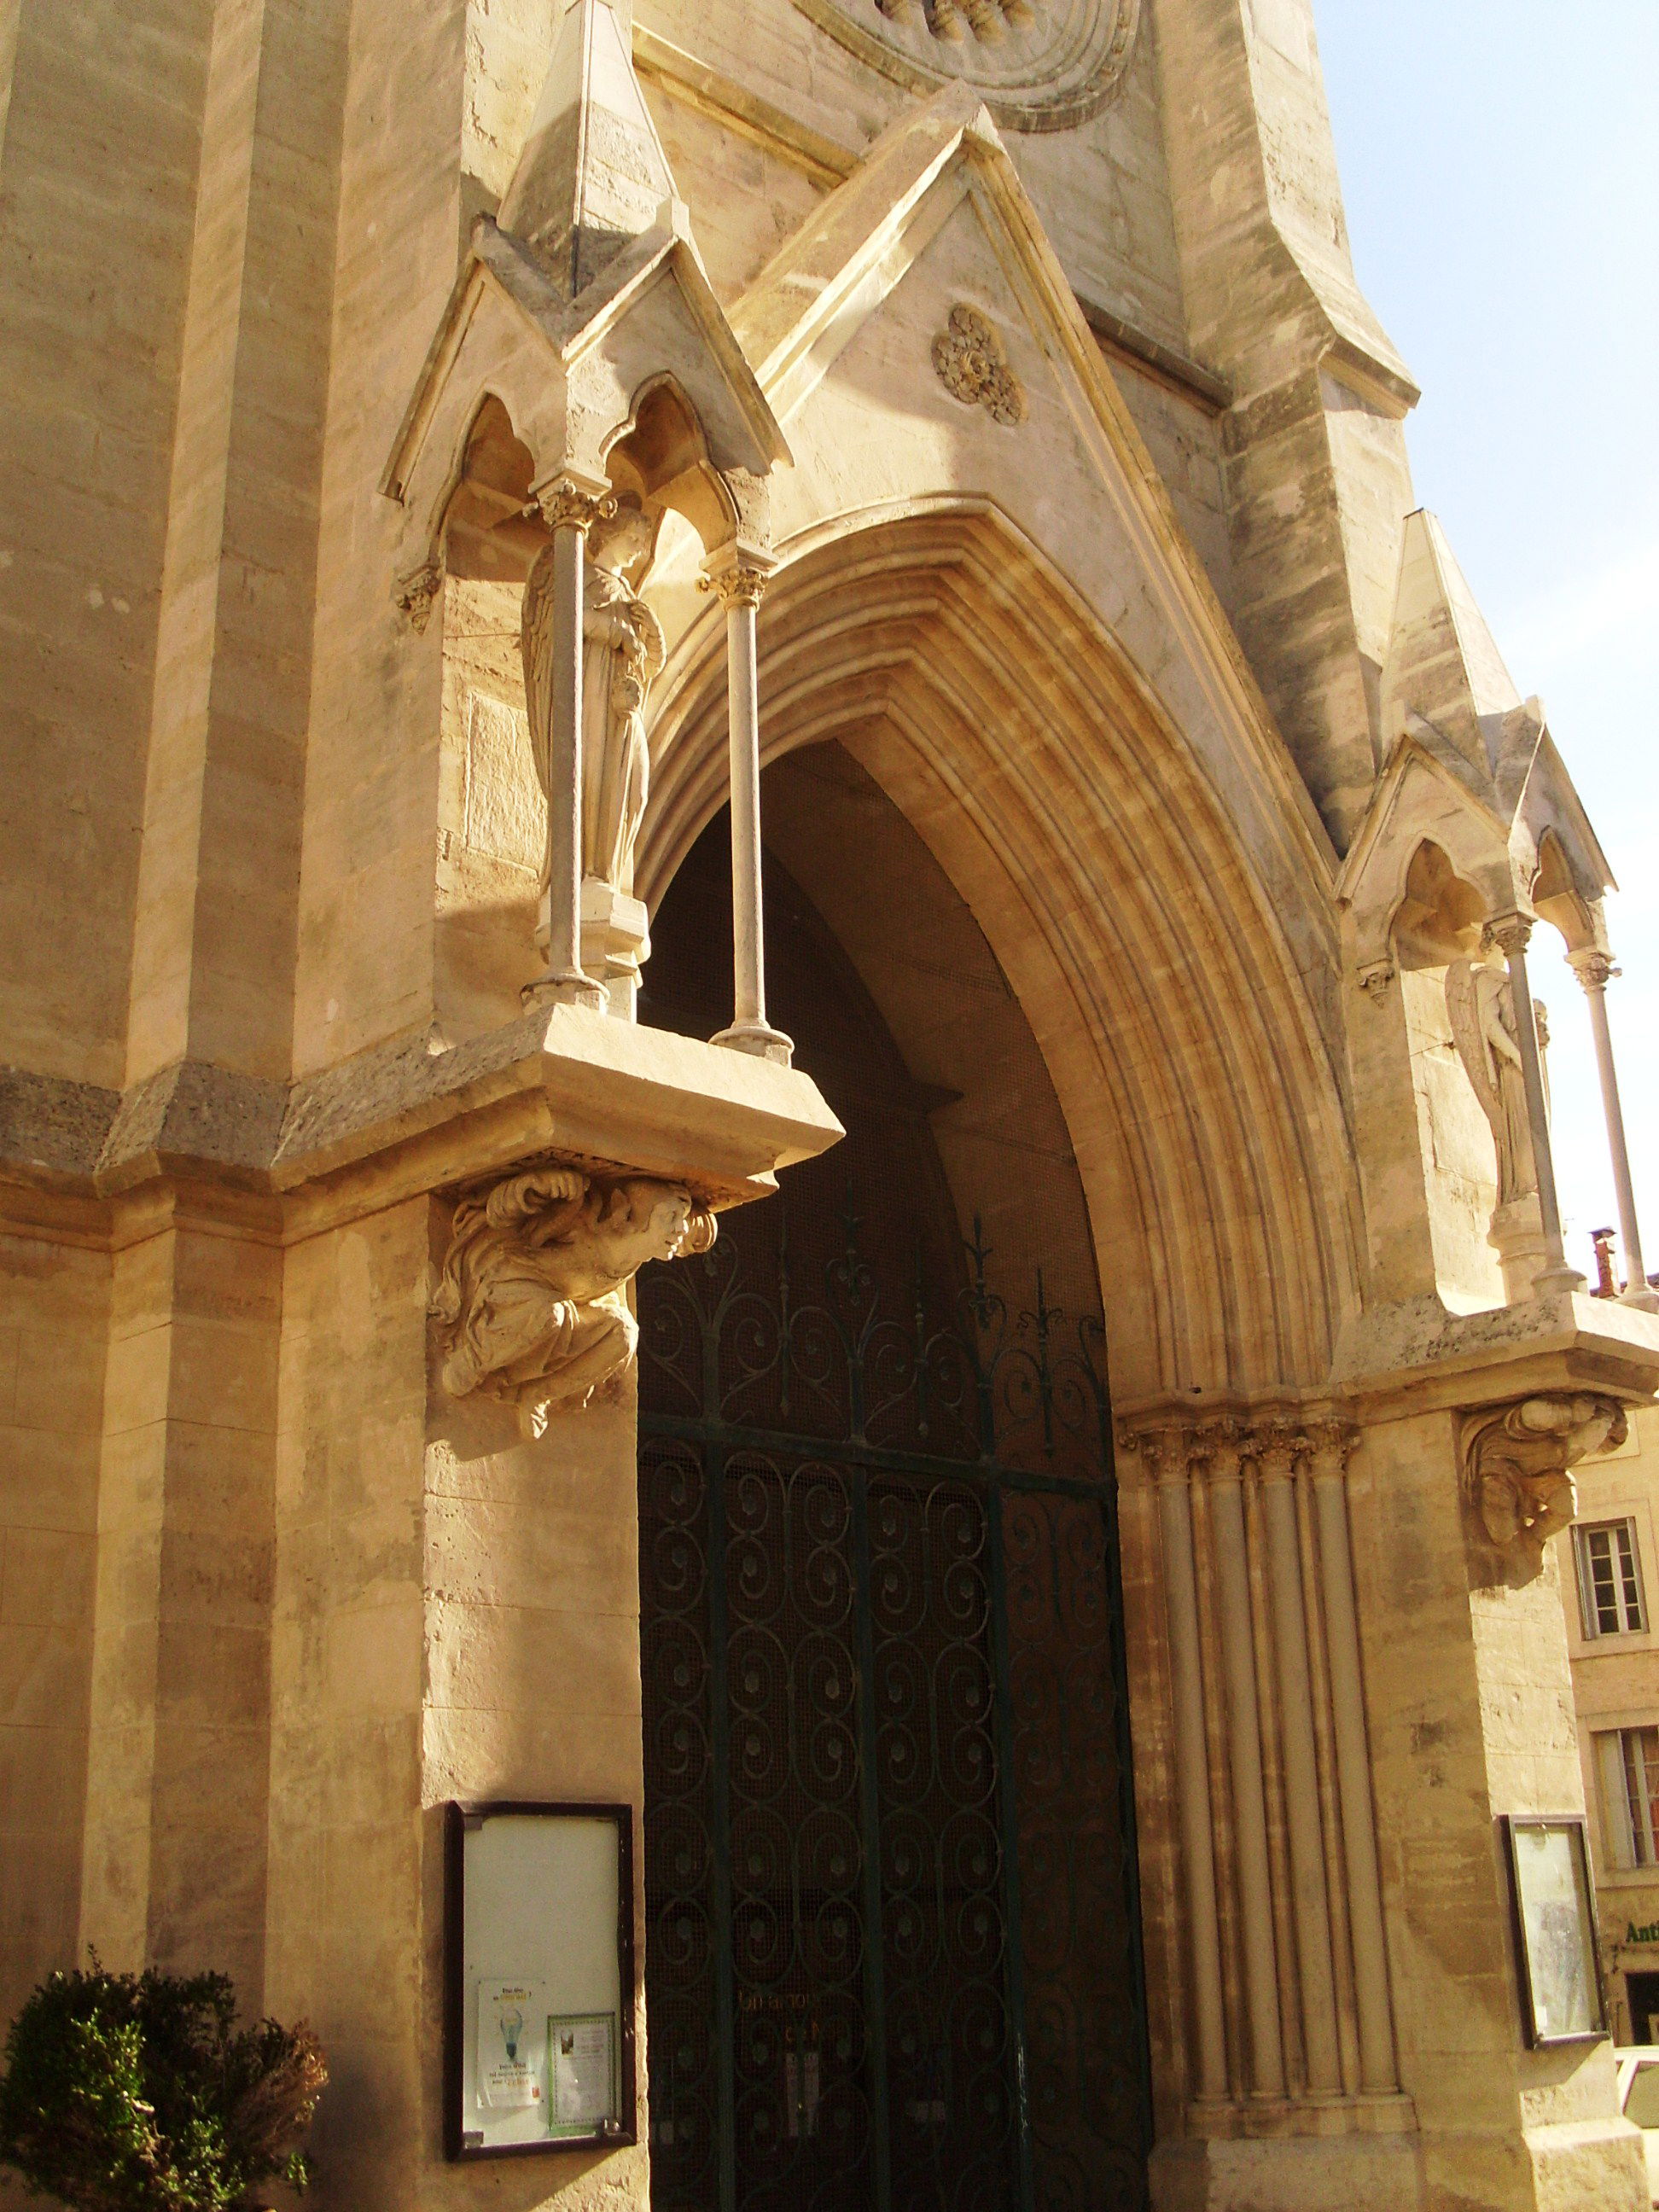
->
[638,509,1361,1402]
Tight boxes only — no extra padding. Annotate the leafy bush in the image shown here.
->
[0,1967,326,2212]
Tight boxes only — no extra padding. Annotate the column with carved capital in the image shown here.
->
[702,555,792,1065]
[1483,912,1583,1295]
[1256,1424,1342,2095]
[1569,947,1658,1310]
[1140,1424,1230,2104]
[1307,1423,1398,2095]
[522,480,613,1013]
[1205,1423,1285,2097]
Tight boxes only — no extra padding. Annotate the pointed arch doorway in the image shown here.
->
[637,744,1150,2212]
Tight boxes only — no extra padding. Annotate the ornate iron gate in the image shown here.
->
[638,1202,1150,2212]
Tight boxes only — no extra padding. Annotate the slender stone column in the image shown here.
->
[1206,1425,1285,2098]
[1148,1428,1230,2104]
[1569,949,1659,1311]
[1257,1427,1342,2095]
[1485,912,1584,1295]
[1308,1423,1398,2094]
[703,557,792,1066]
[523,482,611,1012]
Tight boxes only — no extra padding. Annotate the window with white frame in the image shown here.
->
[1598,1726,1659,1868]
[1575,1518,1647,1638]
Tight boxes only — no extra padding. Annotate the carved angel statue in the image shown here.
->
[1463,1394,1626,1577]
[429,1167,716,1437]
[1445,957,1535,1205]
[521,503,665,901]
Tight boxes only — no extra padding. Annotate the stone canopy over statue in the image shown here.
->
[521,501,666,1013]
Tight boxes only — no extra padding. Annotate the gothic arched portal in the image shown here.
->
[635,752,1150,2212]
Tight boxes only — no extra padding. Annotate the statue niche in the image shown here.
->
[430,1167,716,1437]
[521,502,666,1015]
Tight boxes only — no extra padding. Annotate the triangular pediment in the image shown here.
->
[728,84,1337,877]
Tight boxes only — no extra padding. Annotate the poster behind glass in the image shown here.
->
[445,1804,634,2157]
[1505,1816,1604,2047]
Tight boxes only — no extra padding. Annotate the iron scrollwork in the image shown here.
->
[637,1194,1149,2212]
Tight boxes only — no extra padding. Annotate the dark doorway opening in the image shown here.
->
[636,775,1150,2212]
[1628,1970,1659,2045]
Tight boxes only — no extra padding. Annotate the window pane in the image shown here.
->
[1625,1730,1659,1867]
[1578,1522,1646,1636]
[1602,1733,1639,1868]
[1627,2063,1659,2128]
[1590,1529,1620,1633]
[1618,1525,1647,1633]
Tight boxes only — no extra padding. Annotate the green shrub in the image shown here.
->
[0,1966,326,2212]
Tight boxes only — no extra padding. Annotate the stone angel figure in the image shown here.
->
[1445,957,1535,1205]
[521,503,666,902]
[429,1167,716,1437]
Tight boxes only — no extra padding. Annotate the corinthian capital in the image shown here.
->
[1304,1418,1357,1482]
[700,560,770,610]
[1482,910,1534,959]
[1569,947,1619,993]
[536,480,617,536]
[1459,1393,1627,1581]
[1117,1420,1200,1485]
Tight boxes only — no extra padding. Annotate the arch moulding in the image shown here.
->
[638,502,1365,1410]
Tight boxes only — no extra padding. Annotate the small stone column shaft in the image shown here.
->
[524,482,611,1012]
[1208,1434,1285,2097]
[1486,913,1582,1294]
[1309,1429,1399,2094]
[1571,950,1658,1310]
[1258,1434,1342,2095]
[1153,1432,1230,2103]
[703,559,792,1067]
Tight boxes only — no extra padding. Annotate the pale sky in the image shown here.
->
[1318,2,1659,1289]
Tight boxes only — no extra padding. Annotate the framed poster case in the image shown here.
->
[1501,1813,1606,2049]
[444,1801,637,2159]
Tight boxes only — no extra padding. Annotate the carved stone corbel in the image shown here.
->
[428,1165,716,1437]
[394,559,444,633]
[1459,1393,1627,1581]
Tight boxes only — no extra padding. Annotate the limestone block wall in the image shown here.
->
[265,1189,652,2212]
[434,576,544,1043]
[80,1219,282,2002]
[1154,0,1418,850]
[0,1231,108,2031]
[267,1201,429,2200]
[1353,1408,1644,2209]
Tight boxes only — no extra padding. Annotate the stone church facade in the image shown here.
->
[3,0,1657,2206]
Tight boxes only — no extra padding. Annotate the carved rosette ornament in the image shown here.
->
[932,306,1027,427]
[429,1167,716,1438]
[1460,1393,1627,1580]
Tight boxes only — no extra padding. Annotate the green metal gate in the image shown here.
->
[638,1202,1150,2212]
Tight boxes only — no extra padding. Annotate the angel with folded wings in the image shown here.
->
[430,1166,715,1436]
[1445,957,1536,1207]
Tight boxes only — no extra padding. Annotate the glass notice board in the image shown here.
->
[444,1802,636,2158]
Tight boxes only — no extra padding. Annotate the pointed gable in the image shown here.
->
[1380,509,1522,783]
[498,0,677,302]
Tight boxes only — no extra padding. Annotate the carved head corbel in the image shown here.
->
[429,1165,717,1436]
[1459,1393,1627,1584]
